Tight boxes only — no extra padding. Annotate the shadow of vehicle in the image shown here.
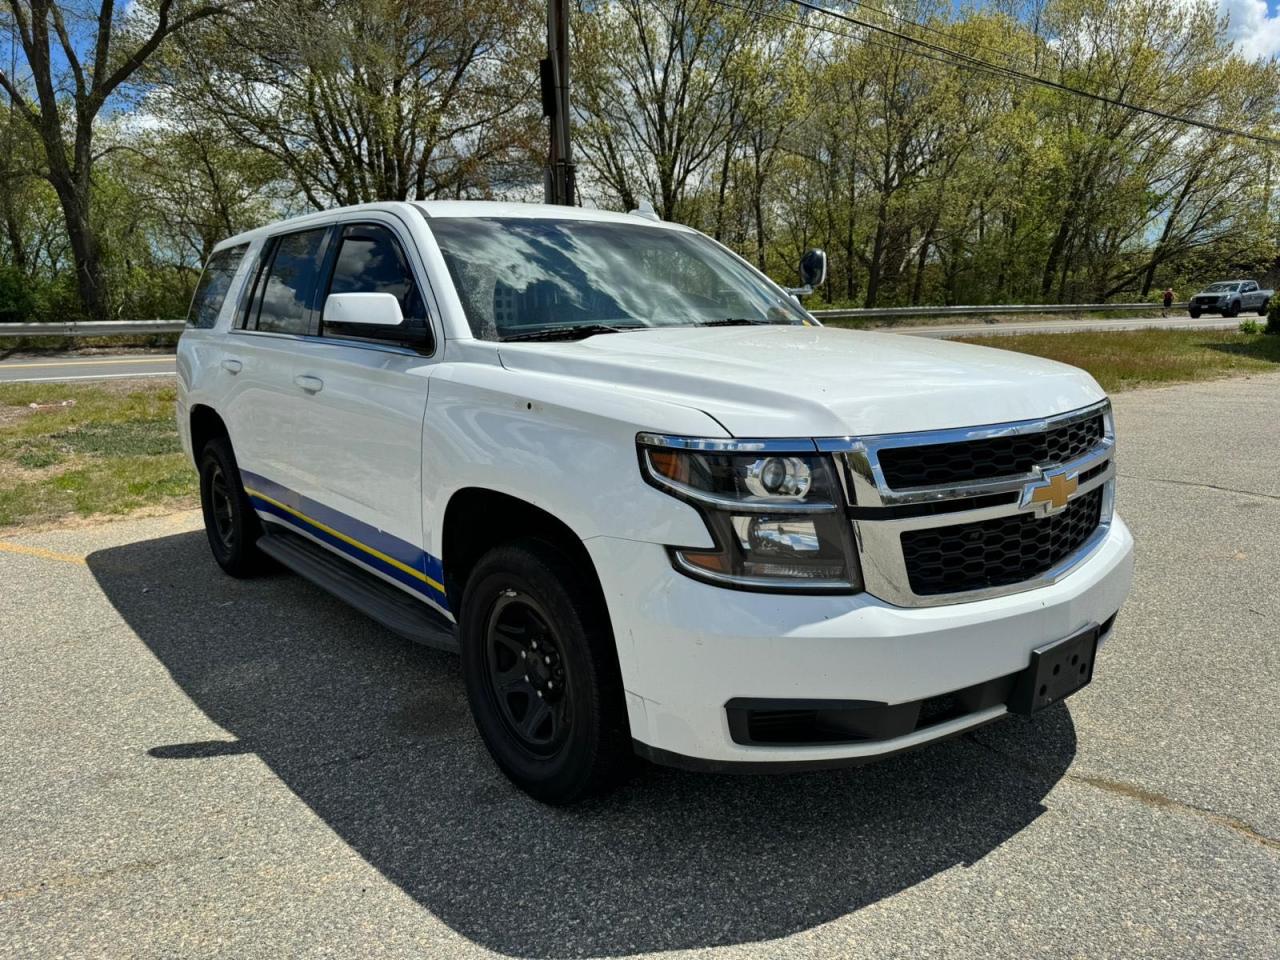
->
[87,530,1076,958]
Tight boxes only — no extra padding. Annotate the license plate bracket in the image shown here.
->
[1008,625,1099,715]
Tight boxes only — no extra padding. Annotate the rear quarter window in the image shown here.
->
[187,245,248,329]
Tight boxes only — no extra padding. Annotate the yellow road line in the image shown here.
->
[0,357,173,369]
[244,487,446,595]
[0,541,86,566]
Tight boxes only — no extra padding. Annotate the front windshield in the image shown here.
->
[1205,283,1239,292]
[426,217,811,340]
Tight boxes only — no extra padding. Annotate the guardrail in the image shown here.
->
[810,302,1186,321]
[0,302,1189,337]
[0,319,185,338]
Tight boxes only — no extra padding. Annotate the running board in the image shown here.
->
[257,526,458,653]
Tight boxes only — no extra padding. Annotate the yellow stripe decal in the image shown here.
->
[244,487,446,595]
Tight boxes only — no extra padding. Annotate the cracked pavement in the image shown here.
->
[1,373,1278,959]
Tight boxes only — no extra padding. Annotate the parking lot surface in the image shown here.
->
[2,373,1278,959]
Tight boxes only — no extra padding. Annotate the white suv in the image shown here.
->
[177,201,1134,803]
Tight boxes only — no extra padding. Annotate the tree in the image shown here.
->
[165,0,541,208]
[573,0,760,221]
[0,0,234,321]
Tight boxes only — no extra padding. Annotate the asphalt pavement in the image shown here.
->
[0,354,177,383]
[0,314,1243,383]
[1,373,1277,958]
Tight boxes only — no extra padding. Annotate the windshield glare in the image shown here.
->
[1205,283,1239,292]
[425,217,810,340]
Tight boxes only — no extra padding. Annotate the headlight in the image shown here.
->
[638,434,862,593]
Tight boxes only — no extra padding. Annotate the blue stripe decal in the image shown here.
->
[241,469,448,611]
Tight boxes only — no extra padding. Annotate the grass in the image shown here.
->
[957,329,1280,393]
[0,378,195,531]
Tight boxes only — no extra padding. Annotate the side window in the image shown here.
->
[1246,282,1257,292]
[324,224,427,328]
[187,245,247,329]
[248,228,327,335]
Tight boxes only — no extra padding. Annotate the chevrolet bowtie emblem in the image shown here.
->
[1022,470,1078,515]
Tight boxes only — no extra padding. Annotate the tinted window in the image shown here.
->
[251,228,327,335]
[427,217,809,341]
[325,224,426,326]
[187,245,247,329]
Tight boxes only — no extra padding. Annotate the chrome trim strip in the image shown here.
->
[638,433,818,453]
[814,398,1110,454]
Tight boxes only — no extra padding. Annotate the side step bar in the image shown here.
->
[257,526,459,653]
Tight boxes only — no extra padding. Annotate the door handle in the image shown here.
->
[221,358,243,374]
[294,374,324,394]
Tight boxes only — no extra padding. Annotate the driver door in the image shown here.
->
[285,216,445,612]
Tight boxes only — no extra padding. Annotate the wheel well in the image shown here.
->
[442,488,603,615]
[190,405,229,461]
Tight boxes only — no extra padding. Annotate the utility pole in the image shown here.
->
[541,0,575,205]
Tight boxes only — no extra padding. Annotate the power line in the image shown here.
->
[781,0,1280,146]
[836,0,1232,125]
[837,0,1045,76]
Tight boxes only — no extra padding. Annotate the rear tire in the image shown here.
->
[1259,299,1270,317]
[199,437,270,578]
[460,539,630,804]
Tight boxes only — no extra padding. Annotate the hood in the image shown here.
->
[497,325,1105,438]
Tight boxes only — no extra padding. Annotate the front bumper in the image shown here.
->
[586,516,1134,768]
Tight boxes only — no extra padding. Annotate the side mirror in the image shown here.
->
[800,248,827,290]
[323,292,405,328]
[784,248,827,299]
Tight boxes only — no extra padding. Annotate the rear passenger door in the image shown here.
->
[222,225,331,500]
[285,217,443,612]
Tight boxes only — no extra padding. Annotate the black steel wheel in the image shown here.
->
[208,461,236,551]
[199,436,270,578]
[460,539,630,804]
[484,590,572,756]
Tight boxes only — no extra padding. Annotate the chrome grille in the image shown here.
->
[817,400,1116,607]
[878,414,1104,489]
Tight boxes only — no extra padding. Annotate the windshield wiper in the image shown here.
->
[500,323,638,343]
[698,318,773,327]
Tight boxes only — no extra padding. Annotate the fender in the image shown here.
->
[421,356,723,561]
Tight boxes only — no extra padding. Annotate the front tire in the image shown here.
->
[460,539,630,804]
[199,437,270,578]
[1188,305,1201,318]
[1225,300,1240,318]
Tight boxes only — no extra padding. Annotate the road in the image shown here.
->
[0,314,1243,383]
[0,354,176,383]
[1,374,1278,959]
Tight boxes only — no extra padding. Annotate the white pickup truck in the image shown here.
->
[177,201,1134,803]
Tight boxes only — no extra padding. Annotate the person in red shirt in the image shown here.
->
[1162,287,1174,317]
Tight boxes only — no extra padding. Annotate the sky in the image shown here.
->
[1220,0,1280,58]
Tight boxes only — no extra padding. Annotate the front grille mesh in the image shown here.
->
[878,414,1104,489]
[900,488,1103,596]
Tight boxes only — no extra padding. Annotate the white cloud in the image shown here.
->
[1220,0,1280,60]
